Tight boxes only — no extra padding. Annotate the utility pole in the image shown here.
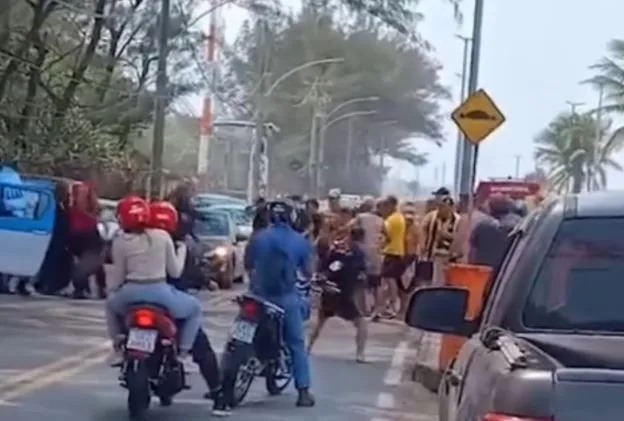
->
[458,0,484,198]
[344,116,354,176]
[308,103,319,195]
[453,35,471,194]
[149,0,170,199]
[514,155,521,178]
[589,84,605,191]
[251,19,269,199]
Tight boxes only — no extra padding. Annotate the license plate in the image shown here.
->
[126,328,158,353]
[230,319,257,344]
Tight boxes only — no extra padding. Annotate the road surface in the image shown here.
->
[0,289,437,420]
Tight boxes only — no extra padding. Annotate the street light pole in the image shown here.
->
[316,109,377,196]
[588,84,604,191]
[454,34,471,194]
[251,19,268,200]
[566,100,584,114]
[312,96,378,195]
[458,0,484,198]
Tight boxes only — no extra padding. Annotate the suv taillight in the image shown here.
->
[483,413,551,421]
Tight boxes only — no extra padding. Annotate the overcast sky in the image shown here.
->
[191,0,624,189]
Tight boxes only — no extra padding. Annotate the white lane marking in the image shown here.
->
[0,341,109,392]
[0,351,108,402]
[370,339,411,419]
[384,340,408,386]
[376,392,395,409]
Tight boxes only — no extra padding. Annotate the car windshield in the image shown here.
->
[195,212,230,237]
[523,217,624,332]
[217,208,251,226]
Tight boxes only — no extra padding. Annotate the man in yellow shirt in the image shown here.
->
[373,195,406,319]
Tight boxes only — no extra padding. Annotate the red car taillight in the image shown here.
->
[241,300,259,319]
[483,413,552,421]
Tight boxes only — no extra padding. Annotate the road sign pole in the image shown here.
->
[458,0,484,197]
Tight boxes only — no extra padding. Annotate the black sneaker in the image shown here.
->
[211,393,231,417]
[295,388,316,407]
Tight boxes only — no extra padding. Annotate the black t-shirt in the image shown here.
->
[292,207,310,233]
[323,247,366,295]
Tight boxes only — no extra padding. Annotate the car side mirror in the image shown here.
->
[405,287,475,337]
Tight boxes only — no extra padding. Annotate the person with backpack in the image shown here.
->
[245,200,315,408]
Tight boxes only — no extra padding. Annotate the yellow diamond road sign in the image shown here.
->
[451,89,505,145]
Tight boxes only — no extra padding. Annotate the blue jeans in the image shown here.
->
[106,282,202,351]
[299,295,311,321]
[266,292,311,390]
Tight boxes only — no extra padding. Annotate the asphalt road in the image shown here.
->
[0,289,437,421]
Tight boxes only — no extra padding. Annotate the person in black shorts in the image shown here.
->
[307,236,368,362]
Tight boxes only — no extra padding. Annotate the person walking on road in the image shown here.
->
[349,197,385,316]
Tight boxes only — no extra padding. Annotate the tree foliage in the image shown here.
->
[533,112,624,193]
[0,0,202,190]
[222,3,448,194]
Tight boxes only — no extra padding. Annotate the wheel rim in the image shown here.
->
[272,347,292,388]
[233,360,254,399]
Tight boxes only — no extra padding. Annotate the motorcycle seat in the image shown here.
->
[242,293,285,316]
[127,303,172,318]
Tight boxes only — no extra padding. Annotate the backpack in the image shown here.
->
[257,235,298,296]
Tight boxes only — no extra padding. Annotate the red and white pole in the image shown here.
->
[198,0,219,189]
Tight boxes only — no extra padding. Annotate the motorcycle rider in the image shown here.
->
[105,196,202,368]
[245,200,316,407]
[148,200,228,414]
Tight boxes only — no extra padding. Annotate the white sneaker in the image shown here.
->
[177,353,195,374]
[108,350,124,367]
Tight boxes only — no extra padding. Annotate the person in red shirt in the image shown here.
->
[68,182,106,299]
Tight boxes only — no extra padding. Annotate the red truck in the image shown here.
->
[475,178,541,207]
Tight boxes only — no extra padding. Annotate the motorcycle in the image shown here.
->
[220,293,293,407]
[117,304,189,420]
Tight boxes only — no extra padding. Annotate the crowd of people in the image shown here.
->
[0,166,537,415]
[0,174,200,299]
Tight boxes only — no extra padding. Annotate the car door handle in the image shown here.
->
[445,369,463,387]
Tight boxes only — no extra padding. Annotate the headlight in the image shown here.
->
[207,246,228,259]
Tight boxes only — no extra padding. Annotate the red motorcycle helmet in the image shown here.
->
[149,200,179,234]
[116,195,149,231]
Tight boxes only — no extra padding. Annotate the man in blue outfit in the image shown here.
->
[246,200,315,407]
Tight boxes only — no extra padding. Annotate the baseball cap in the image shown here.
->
[328,188,341,199]
[432,187,450,196]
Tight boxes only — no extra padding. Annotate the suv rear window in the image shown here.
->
[523,217,624,332]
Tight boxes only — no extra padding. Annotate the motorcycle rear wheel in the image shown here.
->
[265,344,293,395]
[125,360,151,420]
[222,345,255,408]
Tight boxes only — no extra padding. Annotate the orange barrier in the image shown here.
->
[438,263,491,371]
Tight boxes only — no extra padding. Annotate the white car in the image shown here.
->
[195,209,245,288]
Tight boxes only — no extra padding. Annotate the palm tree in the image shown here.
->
[533,112,623,193]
